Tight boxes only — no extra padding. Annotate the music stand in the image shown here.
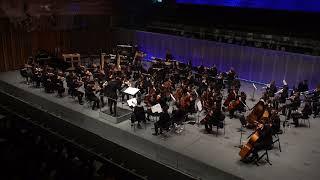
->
[250,83,257,102]
[123,87,140,98]
[196,101,203,126]
[235,115,247,148]
[151,104,163,122]
[127,98,137,108]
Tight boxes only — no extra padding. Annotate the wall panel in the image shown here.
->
[112,29,320,88]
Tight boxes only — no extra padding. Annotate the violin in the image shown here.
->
[224,90,237,107]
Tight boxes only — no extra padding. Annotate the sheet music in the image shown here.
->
[283,79,287,86]
[151,104,163,113]
[127,98,137,107]
[123,87,140,96]
[252,83,257,90]
[196,101,202,112]
[170,94,176,102]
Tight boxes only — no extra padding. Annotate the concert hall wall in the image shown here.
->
[0,29,112,72]
[112,29,320,89]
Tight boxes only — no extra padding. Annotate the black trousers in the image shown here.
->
[108,98,117,115]
[89,95,100,110]
[76,91,84,104]
[100,95,105,107]
[154,121,170,134]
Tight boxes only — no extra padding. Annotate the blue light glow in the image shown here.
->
[176,0,320,12]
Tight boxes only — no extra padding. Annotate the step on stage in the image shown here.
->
[100,107,132,124]
[1,71,320,180]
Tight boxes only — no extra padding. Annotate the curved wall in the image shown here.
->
[113,29,320,89]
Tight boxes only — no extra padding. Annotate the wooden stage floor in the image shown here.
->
[1,70,320,180]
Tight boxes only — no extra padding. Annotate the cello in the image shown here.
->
[246,100,266,127]
[239,124,264,160]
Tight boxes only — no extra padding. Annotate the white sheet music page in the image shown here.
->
[151,104,163,113]
[196,101,203,112]
[124,87,140,96]
[127,98,137,107]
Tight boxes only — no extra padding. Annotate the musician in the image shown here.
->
[285,92,301,120]
[267,80,277,97]
[202,108,225,133]
[131,99,146,129]
[43,72,55,93]
[246,123,274,162]
[152,105,171,136]
[223,88,238,118]
[66,72,76,95]
[226,67,236,90]
[74,78,84,105]
[312,88,320,118]
[297,80,309,92]
[34,67,43,88]
[165,50,173,61]
[291,102,313,127]
[270,110,282,134]
[208,64,218,77]
[105,77,121,115]
[56,75,65,97]
[86,82,100,110]
[228,92,247,119]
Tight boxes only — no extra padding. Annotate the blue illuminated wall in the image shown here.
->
[176,0,320,12]
[112,29,320,89]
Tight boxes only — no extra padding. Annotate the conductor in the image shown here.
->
[105,77,122,116]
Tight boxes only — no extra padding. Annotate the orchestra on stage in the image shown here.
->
[19,45,320,165]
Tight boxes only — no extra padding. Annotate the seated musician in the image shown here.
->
[291,102,313,127]
[201,107,224,133]
[226,67,236,90]
[165,49,173,61]
[297,80,309,92]
[131,99,146,129]
[246,123,273,162]
[270,110,282,134]
[56,75,65,97]
[121,76,131,103]
[223,88,239,118]
[152,105,171,136]
[71,77,84,105]
[313,88,320,118]
[267,80,277,97]
[86,82,100,110]
[285,92,301,120]
[172,107,186,124]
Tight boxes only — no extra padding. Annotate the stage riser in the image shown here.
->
[0,87,196,180]
[0,78,241,180]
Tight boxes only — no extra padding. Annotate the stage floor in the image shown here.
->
[1,71,320,180]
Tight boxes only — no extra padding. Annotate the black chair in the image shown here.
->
[254,149,272,166]
[272,133,282,152]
